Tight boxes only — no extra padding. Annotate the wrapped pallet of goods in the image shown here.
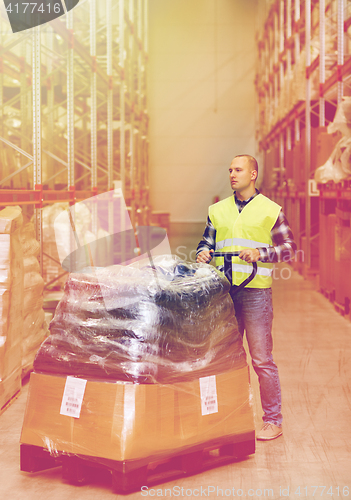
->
[21,256,255,492]
[20,221,48,377]
[0,206,24,413]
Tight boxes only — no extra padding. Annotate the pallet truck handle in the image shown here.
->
[213,251,257,294]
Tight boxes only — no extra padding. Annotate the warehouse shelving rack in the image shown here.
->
[0,0,149,283]
[256,0,351,318]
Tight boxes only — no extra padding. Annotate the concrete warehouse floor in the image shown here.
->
[0,233,350,499]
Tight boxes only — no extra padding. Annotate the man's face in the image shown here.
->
[229,157,256,193]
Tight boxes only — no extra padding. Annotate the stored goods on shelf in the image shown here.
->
[0,206,24,412]
[328,97,351,138]
[315,98,351,183]
[20,220,48,377]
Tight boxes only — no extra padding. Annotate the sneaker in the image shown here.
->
[256,422,283,441]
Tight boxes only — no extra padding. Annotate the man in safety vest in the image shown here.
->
[196,154,296,441]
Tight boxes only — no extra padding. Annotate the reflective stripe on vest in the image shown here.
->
[232,263,273,277]
[209,194,281,288]
[215,238,270,251]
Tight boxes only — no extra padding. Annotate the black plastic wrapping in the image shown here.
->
[34,256,246,383]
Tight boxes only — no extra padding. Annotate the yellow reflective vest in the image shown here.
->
[209,193,281,288]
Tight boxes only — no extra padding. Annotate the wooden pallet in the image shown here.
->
[20,433,255,494]
[334,300,350,317]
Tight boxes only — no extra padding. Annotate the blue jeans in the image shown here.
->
[230,286,283,427]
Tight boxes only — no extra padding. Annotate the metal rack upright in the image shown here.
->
[0,0,150,284]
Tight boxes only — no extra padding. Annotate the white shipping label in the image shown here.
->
[199,375,218,416]
[60,376,87,419]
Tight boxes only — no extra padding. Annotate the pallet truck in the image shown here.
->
[20,252,257,494]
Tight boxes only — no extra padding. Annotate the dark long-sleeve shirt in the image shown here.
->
[196,191,297,263]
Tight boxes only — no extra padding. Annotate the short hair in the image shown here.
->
[234,155,258,174]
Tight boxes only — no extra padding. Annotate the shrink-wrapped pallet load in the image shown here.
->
[20,222,48,377]
[0,206,24,413]
[22,256,255,469]
[34,256,247,383]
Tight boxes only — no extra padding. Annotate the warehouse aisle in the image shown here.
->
[0,258,350,499]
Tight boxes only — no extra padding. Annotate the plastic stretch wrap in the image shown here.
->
[34,256,246,384]
[20,220,48,377]
[23,256,40,275]
[21,366,255,463]
[42,203,69,287]
[42,202,113,288]
[0,207,23,411]
[20,223,40,258]
[327,97,351,138]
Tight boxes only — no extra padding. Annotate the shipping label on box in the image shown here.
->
[21,368,255,463]
[199,375,218,416]
[60,376,87,418]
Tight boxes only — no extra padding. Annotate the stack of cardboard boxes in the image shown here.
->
[21,366,254,464]
[0,207,24,412]
[21,221,47,376]
[0,207,47,413]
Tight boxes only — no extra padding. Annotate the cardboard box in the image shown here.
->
[335,215,351,307]
[285,149,294,181]
[0,368,21,414]
[292,140,303,188]
[263,147,279,190]
[21,222,48,375]
[20,366,254,462]
[315,128,342,170]
[319,214,328,292]
[0,207,23,411]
